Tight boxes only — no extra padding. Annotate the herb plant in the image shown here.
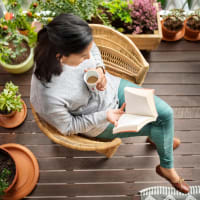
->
[0,169,11,197]
[0,81,23,114]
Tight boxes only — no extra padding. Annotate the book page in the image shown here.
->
[125,87,155,117]
[113,114,155,133]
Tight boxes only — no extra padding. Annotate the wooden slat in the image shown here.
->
[146,51,200,62]
[26,181,200,197]
[145,73,200,84]
[157,96,200,107]
[25,197,132,200]
[38,168,199,183]
[143,84,200,95]
[156,40,200,51]
[20,143,200,158]
[37,156,200,170]
[149,62,200,73]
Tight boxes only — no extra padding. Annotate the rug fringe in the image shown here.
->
[139,186,200,196]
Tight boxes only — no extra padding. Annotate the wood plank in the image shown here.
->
[156,40,200,51]
[157,96,200,107]
[148,62,200,73]
[142,84,200,95]
[38,168,199,183]
[25,197,131,200]
[26,181,200,197]
[0,130,199,146]
[0,73,31,85]
[24,143,200,158]
[145,73,200,84]
[146,51,200,62]
[0,133,52,145]
[38,156,200,170]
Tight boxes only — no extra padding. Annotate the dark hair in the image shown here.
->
[34,13,93,82]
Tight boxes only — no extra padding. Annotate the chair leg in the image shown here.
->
[96,144,120,158]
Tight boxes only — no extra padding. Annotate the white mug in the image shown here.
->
[84,70,99,93]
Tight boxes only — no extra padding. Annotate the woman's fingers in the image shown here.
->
[120,102,126,111]
[114,120,118,127]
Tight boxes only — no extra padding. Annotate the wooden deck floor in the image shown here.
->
[0,40,200,200]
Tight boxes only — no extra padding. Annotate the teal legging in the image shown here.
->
[96,79,174,169]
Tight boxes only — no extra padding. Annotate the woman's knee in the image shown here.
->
[158,105,174,122]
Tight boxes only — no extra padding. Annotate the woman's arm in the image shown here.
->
[41,103,108,135]
[91,42,105,68]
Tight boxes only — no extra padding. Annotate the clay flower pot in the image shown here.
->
[18,29,29,36]
[184,19,200,39]
[161,20,179,38]
[0,111,16,118]
[0,99,27,128]
[0,147,18,194]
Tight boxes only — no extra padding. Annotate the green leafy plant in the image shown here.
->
[29,0,103,25]
[0,81,23,114]
[101,0,132,24]
[0,31,28,64]
[0,169,11,197]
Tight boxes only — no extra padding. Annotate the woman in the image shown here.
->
[30,13,189,194]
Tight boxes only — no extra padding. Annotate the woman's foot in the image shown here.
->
[156,165,190,194]
[147,137,181,150]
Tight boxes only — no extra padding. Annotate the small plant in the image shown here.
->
[101,0,132,24]
[0,81,23,114]
[128,0,158,34]
[186,9,200,31]
[0,168,11,197]
[29,0,103,25]
[0,31,28,64]
[163,9,185,31]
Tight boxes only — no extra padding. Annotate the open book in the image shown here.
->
[113,87,158,134]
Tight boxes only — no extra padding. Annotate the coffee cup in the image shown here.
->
[84,70,99,93]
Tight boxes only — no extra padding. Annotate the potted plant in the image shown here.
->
[0,16,36,74]
[0,81,27,128]
[162,9,185,41]
[97,0,162,50]
[184,9,200,40]
[0,81,23,117]
[0,147,18,198]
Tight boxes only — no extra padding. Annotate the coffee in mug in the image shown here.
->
[84,70,99,93]
[87,76,98,84]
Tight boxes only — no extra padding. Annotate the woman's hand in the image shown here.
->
[84,67,107,91]
[106,103,126,127]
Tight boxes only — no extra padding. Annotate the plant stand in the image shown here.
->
[126,3,162,50]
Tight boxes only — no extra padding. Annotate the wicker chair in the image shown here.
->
[31,24,149,158]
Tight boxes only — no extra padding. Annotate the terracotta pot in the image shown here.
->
[0,110,16,118]
[184,20,200,38]
[0,147,18,194]
[161,20,183,39]
[18,29,29,36]
[0,99,27,128]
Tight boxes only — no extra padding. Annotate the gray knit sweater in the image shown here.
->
[30,42,121,137]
